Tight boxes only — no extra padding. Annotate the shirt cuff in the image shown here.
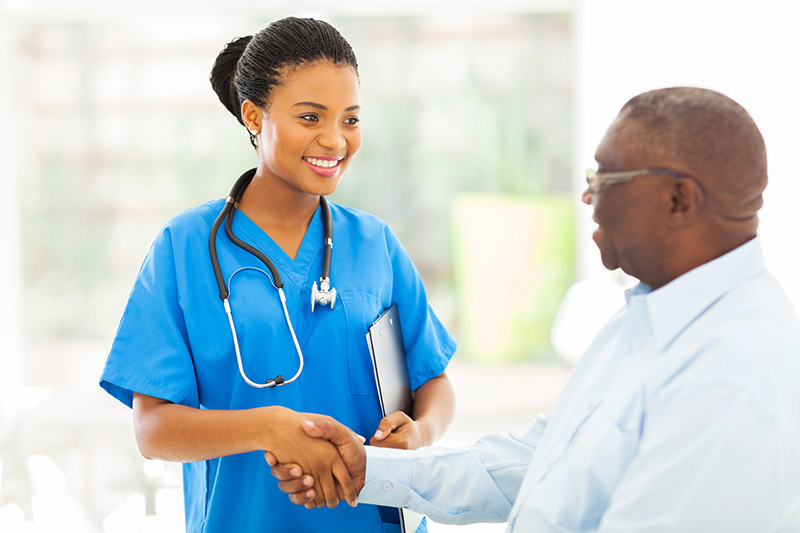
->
[360,446,416,508]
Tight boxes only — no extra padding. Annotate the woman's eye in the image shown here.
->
[344,116,361,126]
[299,114,319,122]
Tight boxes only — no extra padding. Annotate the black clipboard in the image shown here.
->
[366,303,425,533]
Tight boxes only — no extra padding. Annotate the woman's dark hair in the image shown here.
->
[209,17,359,146]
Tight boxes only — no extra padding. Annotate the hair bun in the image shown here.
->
[210,35,253,125]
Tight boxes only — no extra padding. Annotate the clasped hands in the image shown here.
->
[266,409,422,509]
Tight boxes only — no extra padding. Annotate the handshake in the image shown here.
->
[266,418,366,509]
[263,407,424,511]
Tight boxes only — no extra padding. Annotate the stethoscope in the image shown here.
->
[208,168,336,388]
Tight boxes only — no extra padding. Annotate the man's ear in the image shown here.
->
[669,177,704,225]
[241,99,262,133]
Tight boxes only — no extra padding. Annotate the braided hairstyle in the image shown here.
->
[210,17,359,149]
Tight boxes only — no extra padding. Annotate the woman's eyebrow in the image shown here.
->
[292,102,361,112]
[293,101,326,110]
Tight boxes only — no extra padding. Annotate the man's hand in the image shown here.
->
[266,418,368,508]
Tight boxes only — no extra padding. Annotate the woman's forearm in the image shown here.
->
[132,392,282,462]
[132,392,358,507]
[412,370,456,445]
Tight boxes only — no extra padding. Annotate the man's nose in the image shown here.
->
[581,186,593,205]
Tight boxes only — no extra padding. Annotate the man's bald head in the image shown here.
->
[618,87,767,221]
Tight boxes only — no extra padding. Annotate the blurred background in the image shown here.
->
[1,0,798,531]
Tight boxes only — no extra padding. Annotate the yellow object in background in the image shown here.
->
[453,194,575,362]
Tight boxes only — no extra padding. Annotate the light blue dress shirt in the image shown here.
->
[360,236,800,532]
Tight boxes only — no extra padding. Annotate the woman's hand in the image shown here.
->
[371,370,456,450]
[370,410,425,449]
[266,419,367,509]
[262,408,359,509]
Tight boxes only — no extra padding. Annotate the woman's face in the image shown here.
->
[254,60,362,198]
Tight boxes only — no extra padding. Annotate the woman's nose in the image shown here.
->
[317,128,347,151]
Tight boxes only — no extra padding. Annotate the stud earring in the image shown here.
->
[249,128,258,136]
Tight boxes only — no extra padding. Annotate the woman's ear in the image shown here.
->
[241,100,262,134]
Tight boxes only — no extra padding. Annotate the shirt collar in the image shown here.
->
[624,236,765,352]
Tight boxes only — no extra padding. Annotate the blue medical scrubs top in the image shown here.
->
[100,198,456,533]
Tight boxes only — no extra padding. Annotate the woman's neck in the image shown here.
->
[236,173,320,260]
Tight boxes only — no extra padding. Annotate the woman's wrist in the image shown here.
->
[254,404,290,451]
[413,416,436,447]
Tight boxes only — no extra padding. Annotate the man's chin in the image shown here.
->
[601,258,619,272]
[597,247,619,272]
[592,231,616,271]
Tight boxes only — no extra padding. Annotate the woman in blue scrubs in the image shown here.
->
[99,17,456,533]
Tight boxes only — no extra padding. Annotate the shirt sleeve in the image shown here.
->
[383,225,456,390]
[359,413,549,525]
[99,225,200,409]
[597,381,800,532]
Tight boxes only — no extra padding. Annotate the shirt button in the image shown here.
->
[624,344,632,354]
[383,483,393,491]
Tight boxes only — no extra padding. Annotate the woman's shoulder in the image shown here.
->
[327,202,413,260]
[163,198,227,235]
[328,202,393,237]
[143,198,226,255]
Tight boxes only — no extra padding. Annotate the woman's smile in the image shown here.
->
[303,156,344,177]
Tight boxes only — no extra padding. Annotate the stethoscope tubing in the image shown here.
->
[320,195,333,282]
[208,168,333,389]
[224,268,304,388]
[209,168,257,299]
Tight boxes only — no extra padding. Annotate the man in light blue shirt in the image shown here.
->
[268,87,800,531]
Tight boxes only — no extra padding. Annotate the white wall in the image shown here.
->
[0,11,24,425]
[576,0,800,309]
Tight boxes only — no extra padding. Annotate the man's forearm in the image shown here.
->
[359,443,512,525]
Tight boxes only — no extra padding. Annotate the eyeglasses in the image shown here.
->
[585,168,685,194]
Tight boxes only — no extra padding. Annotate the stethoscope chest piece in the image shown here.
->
[311,278,337,312]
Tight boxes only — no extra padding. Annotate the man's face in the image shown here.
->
[581,116,672,283]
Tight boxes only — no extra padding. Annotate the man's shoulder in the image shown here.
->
[674,270,800,409]
[708,268,800,348]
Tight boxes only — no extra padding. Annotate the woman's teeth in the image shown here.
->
[305,157,340,168]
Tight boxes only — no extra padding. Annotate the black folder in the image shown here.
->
[366,303,425,533]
